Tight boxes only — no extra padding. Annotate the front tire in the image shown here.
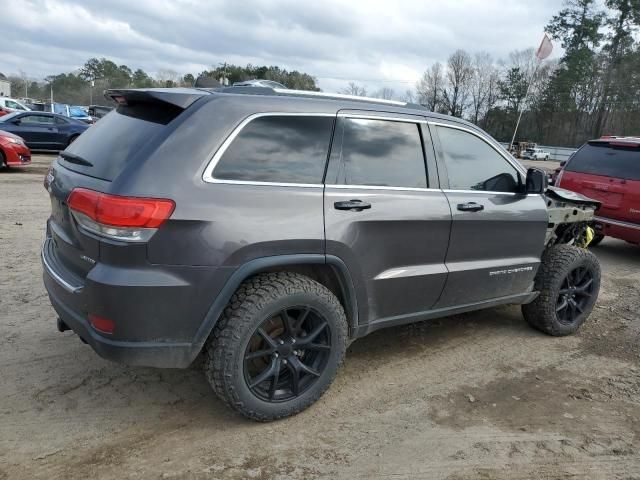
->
[522,245,600,336]
[204,272,348,421]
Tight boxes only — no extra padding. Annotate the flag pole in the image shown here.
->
[508,34,552,154]
[508,59,541,153]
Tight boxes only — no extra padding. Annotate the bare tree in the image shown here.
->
[19,70,29,98]
[416,62,444,111]
[341,82,368,97]
[156,69,181,87]
[402,89,416,103]
[482,67,501,127]
[371,87,396,100]
[469,52,496,125]
[441,50,473,117]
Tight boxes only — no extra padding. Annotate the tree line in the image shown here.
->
[351,0,640,147]
[6,58,320,108]
[6,0,638,147]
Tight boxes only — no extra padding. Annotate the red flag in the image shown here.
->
[536,34,553,60]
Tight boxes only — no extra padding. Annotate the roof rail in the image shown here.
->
[272,88,408,106]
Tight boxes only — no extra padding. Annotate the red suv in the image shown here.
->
[556,137,640,245]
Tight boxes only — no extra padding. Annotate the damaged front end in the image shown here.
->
[544,186,601,248]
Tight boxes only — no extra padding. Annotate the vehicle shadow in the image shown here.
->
[42,303,534,429]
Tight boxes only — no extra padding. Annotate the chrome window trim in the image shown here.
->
[208,179,323,188]
[428,121,527,176]
[443,189,541,197]
[325,184,440,192]
[202,112,336,185]
[337,112,427,123]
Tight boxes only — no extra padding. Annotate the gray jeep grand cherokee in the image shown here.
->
[42,86,602,421]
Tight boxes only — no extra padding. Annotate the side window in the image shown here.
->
[213,115,334,184]
[333,118,427,188]
[21,115,54,125]
[6,100,25,110]
[436,125,520,193]
[55,116,69,126]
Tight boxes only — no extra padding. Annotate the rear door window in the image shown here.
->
[566,143,640,181]
[213,115,334,184]
[328,117,427,188]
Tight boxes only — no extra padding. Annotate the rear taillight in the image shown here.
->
[89,314,115,334]
[67,188,175,242]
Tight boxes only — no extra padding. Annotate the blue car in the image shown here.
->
[0,111,90,150]
[52,103,94,124]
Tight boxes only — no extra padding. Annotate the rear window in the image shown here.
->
[566,143,640,181]
[213,115,334,184]
[60,104,178,181]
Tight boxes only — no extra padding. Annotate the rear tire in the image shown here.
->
[0,149,6,169]
[204,272,348,421]
[522,245,600,336]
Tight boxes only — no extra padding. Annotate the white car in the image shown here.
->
[522,148,550,160]
[0,97,30,116]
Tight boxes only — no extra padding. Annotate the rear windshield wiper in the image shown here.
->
[60,151,93,167]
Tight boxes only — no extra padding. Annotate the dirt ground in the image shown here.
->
[1,154,639,480]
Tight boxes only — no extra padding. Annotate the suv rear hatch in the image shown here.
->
[45,88,208,284]
[558,139,640,224]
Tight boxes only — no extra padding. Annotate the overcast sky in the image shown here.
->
[2,0,562,94]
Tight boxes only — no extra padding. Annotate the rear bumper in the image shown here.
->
[41,237,218,368]
[46,285,196,368]
[594,216,640,244]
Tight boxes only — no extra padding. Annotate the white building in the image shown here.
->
[0,76,11,97]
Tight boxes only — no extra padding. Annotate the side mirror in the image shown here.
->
[525,167,547,194]
[560,160,567,167]
[12,119,21,125]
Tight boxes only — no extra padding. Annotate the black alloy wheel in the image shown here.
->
[556,265,595,325]
[522,245,601,336]
[243,307,331,402]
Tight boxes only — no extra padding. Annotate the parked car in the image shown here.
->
[87,105,113,120]
[233,79,287,89]
[24,101,46,112]
[0,97,31,117]
[50,103,94,124]
[42,87,601,421]
[556,137,640,245]
[0,129,31,168]
[521,147,550,160]
[0,111,90,150]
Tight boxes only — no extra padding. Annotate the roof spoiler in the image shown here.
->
[104,88,210,109]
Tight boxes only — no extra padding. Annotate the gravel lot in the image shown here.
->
[1,154,639,479]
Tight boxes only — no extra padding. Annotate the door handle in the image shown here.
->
[457,202,484,212]
[334,199,371,211]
